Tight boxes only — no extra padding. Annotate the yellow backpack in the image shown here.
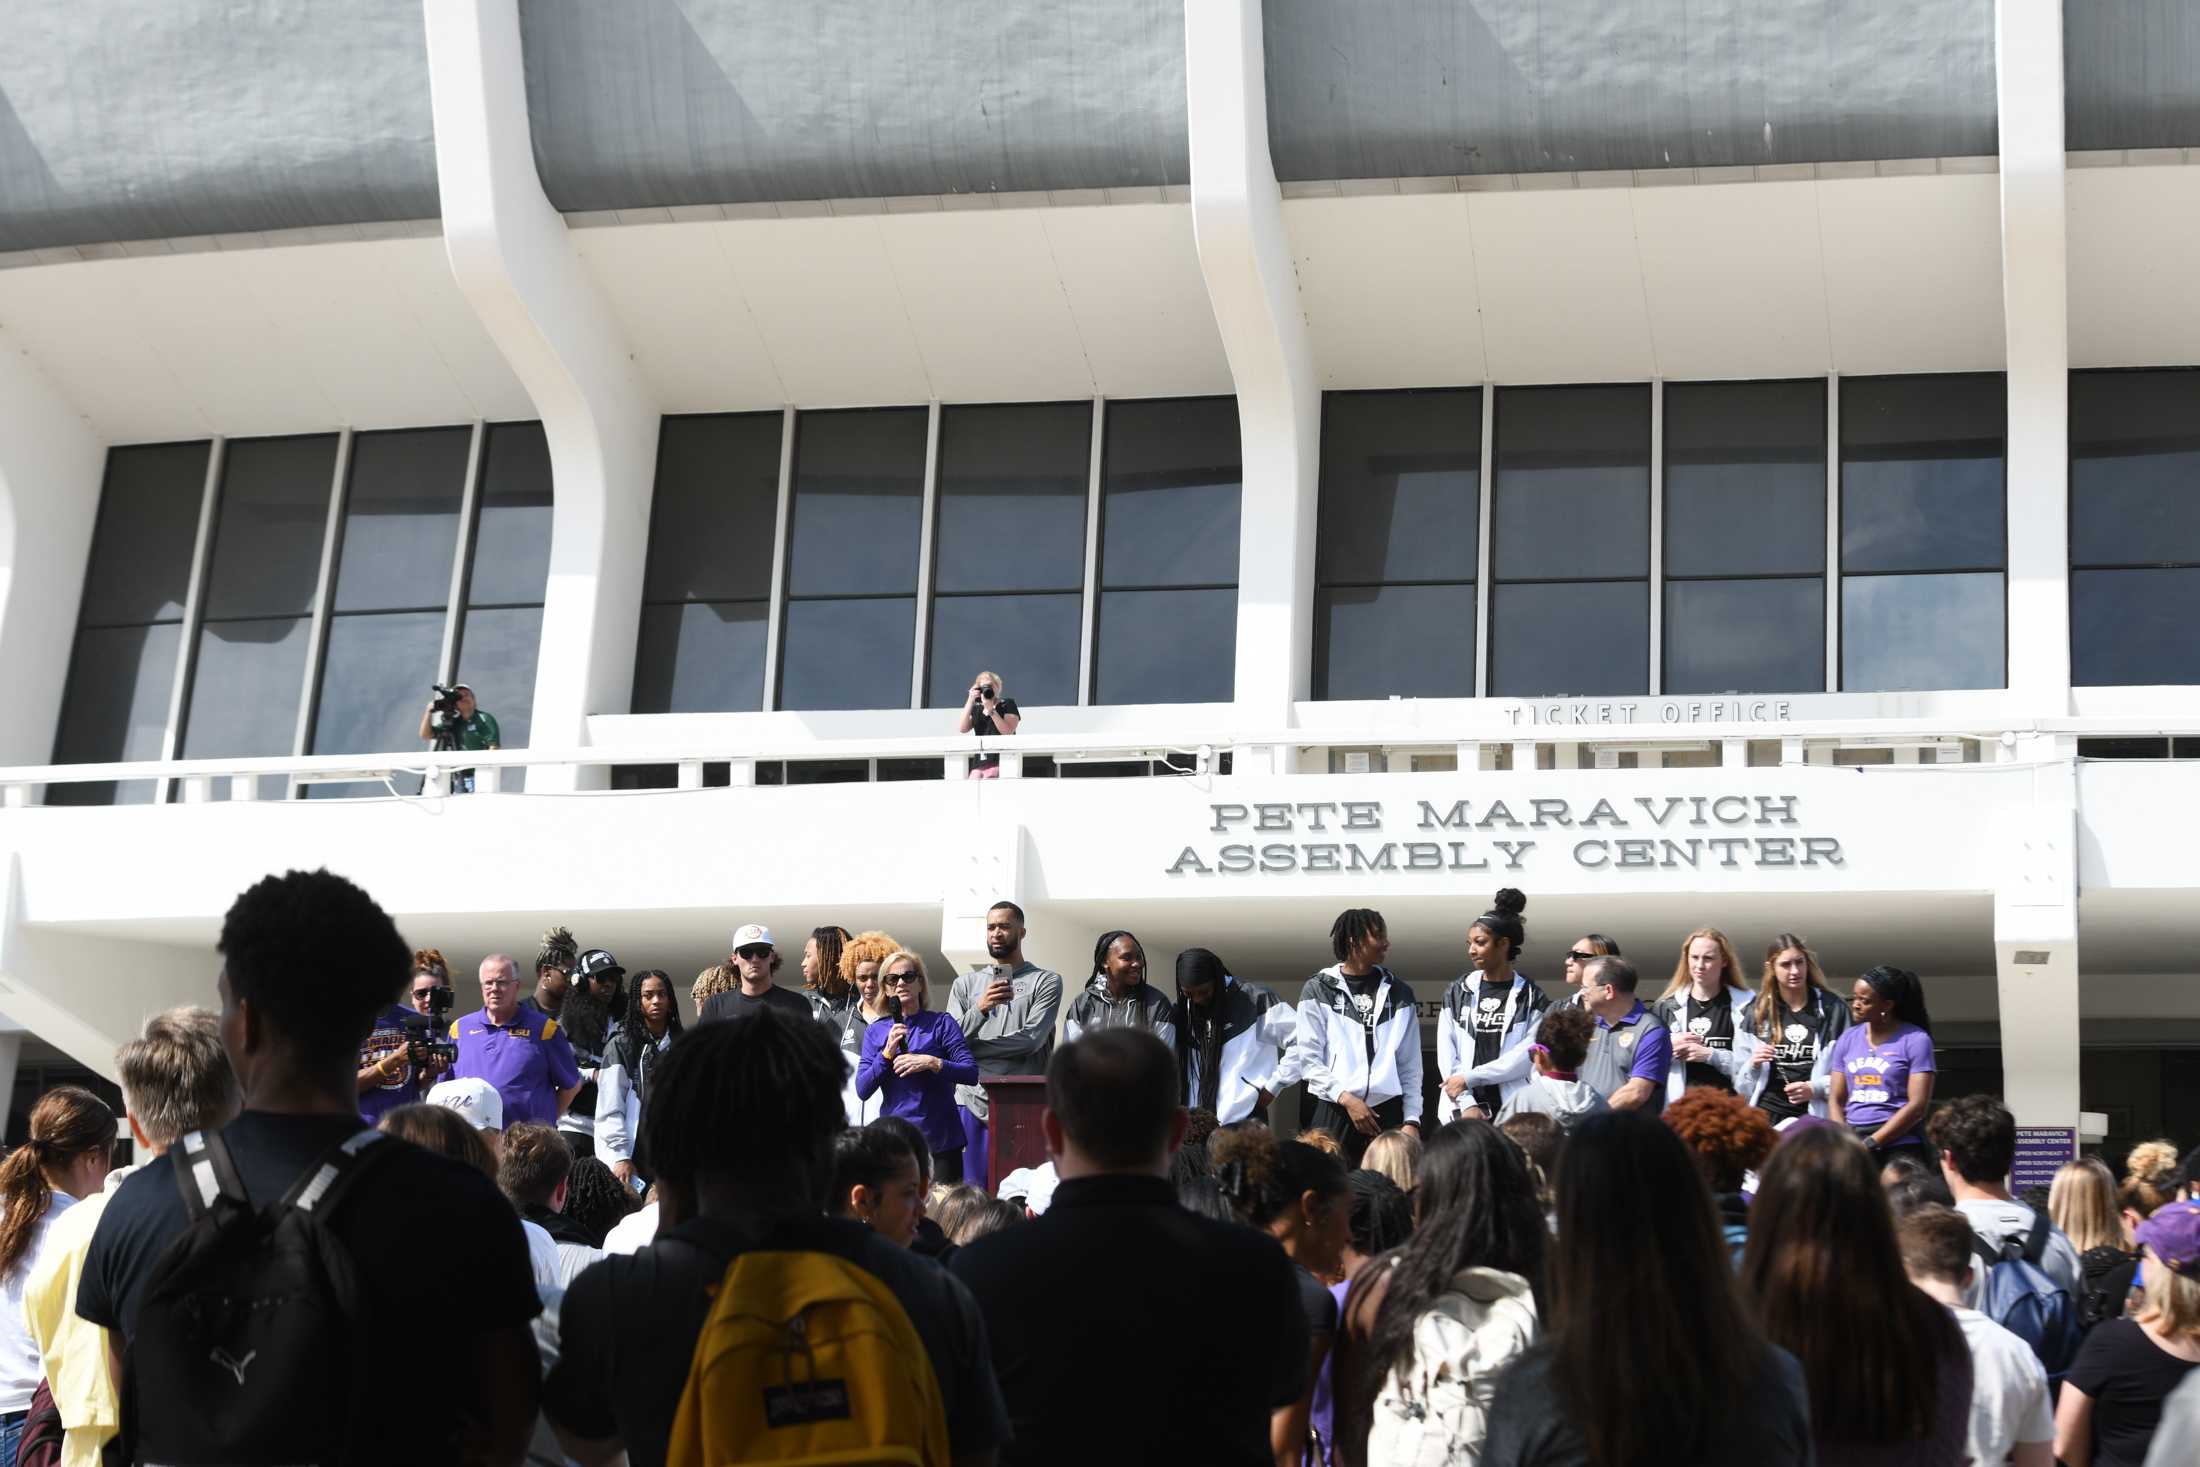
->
[664,1248,950,1467]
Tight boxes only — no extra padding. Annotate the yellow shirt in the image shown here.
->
[23,1167,131,1467]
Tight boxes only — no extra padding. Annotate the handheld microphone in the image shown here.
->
[885,996,903,1021]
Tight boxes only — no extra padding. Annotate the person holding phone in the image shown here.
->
[856,951,979,1184]
[957,669,1021,779]
[947,901,1064,1179]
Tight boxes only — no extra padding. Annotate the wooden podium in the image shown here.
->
[980,1075,1051,1193]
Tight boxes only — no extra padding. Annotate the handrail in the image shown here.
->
[0,711,2192,792]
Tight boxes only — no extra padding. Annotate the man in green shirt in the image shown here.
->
[418,683,499,793]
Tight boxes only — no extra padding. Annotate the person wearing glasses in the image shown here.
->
[697,923,812,1024]
[857,951,980,1184]
[451,953,585,1128]
[355,949,454,1124]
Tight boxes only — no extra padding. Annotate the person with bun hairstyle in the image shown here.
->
[1827,964,1937,1163]
[1739,932,1851,1124]
[1651,927,1754,1102]
[1213,1126,1351,1467]
[1436,890,1551,1123]
[1295,909,1424,1166]
[1495,1006,1609,1133]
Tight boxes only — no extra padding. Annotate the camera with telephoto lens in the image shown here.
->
[428,682,464,729]
[402,984,459,1073]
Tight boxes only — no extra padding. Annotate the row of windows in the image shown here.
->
[635,398,1243,713]
[52,424,552,803]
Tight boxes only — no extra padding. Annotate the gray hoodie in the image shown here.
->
[1495,1070,1610,1132]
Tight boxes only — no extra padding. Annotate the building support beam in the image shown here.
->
[1993,734,2081,1131]
[0,339,104,780]
[1997,0,2071,712]
[1185,0,1319,723]
[423,0,659,790]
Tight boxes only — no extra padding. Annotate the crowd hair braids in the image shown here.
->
[1859,964,1933,1034]
[808,926,853,1001]
[1176,948,1230,1114]
[562,1155,637,1246]
[1210,1124,1347,1228]
[1755,931,1830,1041]
[1471,887,1528,962]
[1329,908,1387,965]
[1090,930,1146,987]
[0,1087,117,1276]
[536,925,578,978]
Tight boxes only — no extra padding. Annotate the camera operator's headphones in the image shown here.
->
[575,948,625,988]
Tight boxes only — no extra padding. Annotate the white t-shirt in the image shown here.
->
[602,1201,659,1256]
[1954,1306,2053,1466]
[1955,1197,2084,1307]
[0,1191,77,1411]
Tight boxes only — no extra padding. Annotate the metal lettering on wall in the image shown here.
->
[1165,795,1844,876]
[1504,698,1794,726]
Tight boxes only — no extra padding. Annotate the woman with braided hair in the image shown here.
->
[0,1087,115,1462]
[1062,930,1176,1049]
[1827,964,1937,1165]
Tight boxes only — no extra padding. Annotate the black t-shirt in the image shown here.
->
[1682,993,1736,1092]
[1345,973,1384,1066]
[698,985,814,1025]
[1758,1000,1826,1122]
[951,1174,1309,1466]
[2067,1318,2200,1467]
[1469,977,1514,1113]
[548,1213,1007,1467]
[78,1111,539,1460]
[970,697,1020,769]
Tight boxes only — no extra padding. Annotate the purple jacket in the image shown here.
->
[857,1007,979,1155]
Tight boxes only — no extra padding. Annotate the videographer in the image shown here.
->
[956,669,1020,780]
[355,948,456,1124]
[418,680,499,794]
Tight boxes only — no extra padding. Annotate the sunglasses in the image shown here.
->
[735,946,773,960]
[886,973,922,987]
[1566,950,1600,963]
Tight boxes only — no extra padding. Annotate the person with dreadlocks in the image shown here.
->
[1173,948,1297,1125]
[1436,888,1550,1124]
[529,925,578,1025]
[598,968,683,1187]
[801,925,856,1025]
[1062,930,1176,1049]
[1295,908,1424,1166]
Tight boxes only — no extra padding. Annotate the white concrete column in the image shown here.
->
[1996,1,2071,711]
[423,0,660,790]
[1185,0,1319,723]
[0,338,106,775]
[1993,733,2081,1129]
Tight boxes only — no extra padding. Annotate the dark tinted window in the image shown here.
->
[634,601,769,713]
[2070,370,2200,568]
[1093,588,1236,705]
[2074,568,2200,686]
[645,415,784,601]
[933,403,1090,594]
[1316,583,1476,699]
[47,623,182,805]
[1664,578,1825,694]
[1841,572,2003,691]
[779,598,916,710]
[1100,398,1241,590]
[1490,581,1648,697]
[181,615,313,796]
[1492,386,1649,581]
[307,610,448,796]
[1840,375,2005,574]
[199,436,338,621]
[927,592,1081,709]
[786,410,927,596]
[76,443,208,627]
[330,429,471,613]
[1664,381,1825,577]
[467,422,554,606]
[454,605,544,757]
[1317,390,1480,585]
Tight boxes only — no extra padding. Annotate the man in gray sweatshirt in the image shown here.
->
[947,900,1064,1184]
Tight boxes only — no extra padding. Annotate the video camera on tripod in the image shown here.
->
[427,683,467,751]
[402,984,459,1074]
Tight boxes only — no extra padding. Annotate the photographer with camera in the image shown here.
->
[355,948,457,1124]
[418,681,499,794]
[956,669,1019,780]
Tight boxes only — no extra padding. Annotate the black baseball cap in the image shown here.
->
[575,948,625,983]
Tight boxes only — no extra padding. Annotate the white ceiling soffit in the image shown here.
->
[2067,165,2200,369]
[570,204,1230,412]
[1286,171,2008,388]
[0,238,532,444]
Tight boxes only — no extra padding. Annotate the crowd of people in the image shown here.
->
[0,873,2190,1466]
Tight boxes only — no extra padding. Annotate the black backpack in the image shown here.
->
[121,1127,398,1467]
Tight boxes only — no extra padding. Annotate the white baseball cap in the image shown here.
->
[998,1162,1059,1215]
[426,1077,504,1132]
[731,923,775,951]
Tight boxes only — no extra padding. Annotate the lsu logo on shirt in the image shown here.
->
[1846,1054,1894,1105]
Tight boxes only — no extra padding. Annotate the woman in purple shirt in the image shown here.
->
[1826,965,1936,1166]
[857,950,980,1185]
